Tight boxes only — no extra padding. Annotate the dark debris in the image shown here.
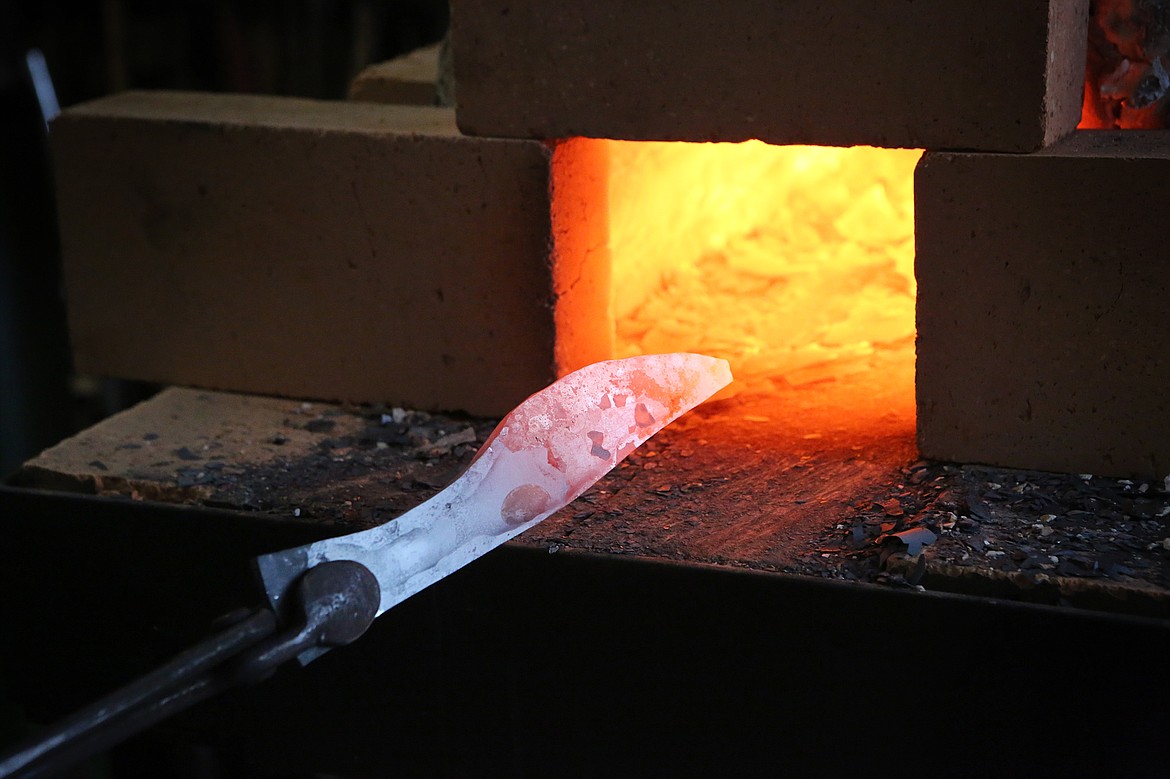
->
[807,461,1170,613]
[144,397,1170,618]
[176,404,497,529]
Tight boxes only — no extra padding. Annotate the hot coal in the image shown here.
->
[1083,0,1170,127]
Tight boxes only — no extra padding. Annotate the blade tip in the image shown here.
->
[678,352,734,396]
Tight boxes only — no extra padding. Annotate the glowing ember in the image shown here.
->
[605,141,922,390]
[1081,0,1170,129]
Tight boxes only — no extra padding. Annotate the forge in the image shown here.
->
[4,1,1170,776]
[24,0,1170,613]
[22,116,1170,617]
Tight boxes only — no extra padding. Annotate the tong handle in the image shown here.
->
[0,608,275,779]
[0,560,380,779]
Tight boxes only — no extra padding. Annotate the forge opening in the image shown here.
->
[606,141,922,392]
[553,139,923,440]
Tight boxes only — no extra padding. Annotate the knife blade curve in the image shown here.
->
[255,353,731,626]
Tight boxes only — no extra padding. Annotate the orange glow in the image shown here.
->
[1079,81,1110,129]
[603,141,923,393]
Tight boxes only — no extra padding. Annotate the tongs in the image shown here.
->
[0,354,731,779]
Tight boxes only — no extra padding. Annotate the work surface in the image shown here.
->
[5,371,1170,777]
[15,362,1170,619]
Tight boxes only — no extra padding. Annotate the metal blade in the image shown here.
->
[255,353,731,646]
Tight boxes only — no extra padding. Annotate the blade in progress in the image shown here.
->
[255,353,731,632]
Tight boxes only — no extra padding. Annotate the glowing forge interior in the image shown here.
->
[609,141,921,390]
[553,139,923,426]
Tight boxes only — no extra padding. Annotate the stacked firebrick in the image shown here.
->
[51,1,1169,479]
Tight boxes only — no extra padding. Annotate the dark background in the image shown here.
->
[0,0,448,478]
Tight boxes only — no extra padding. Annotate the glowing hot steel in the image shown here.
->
[256,353,732,621]
[604,141,922,392]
